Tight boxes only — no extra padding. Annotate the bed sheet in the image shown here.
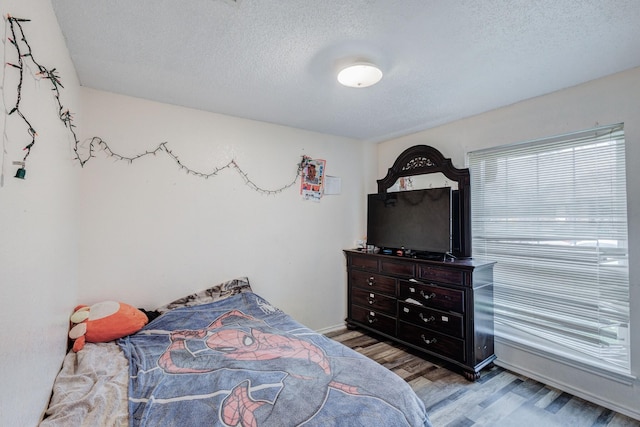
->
[39,342,129,426]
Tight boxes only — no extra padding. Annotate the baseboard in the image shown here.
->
[494,359,640,421]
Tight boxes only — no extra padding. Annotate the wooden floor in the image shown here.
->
[326,328,639,427]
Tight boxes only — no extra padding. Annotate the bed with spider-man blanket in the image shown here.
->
[40,278,431,426]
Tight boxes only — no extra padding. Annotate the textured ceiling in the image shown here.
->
[50,0,640,142]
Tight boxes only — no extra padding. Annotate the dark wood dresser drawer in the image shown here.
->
[398,321,465,363]
[418,265,465,285]
[349,254,379,271]
[380,259,415,277]
[350,270,396,295]
[398,301,463,338]
[399,280,464,313]
[350,305,396,336]
[352,287,396,315]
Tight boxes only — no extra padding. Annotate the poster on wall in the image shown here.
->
[301,158,326,202]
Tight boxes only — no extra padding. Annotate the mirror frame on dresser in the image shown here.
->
[377,144,472,258]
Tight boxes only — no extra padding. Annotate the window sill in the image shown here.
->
[495,336,636,385]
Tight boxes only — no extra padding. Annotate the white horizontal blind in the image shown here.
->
[468,124,630,373]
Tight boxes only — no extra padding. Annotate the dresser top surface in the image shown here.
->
[344,249,495,270]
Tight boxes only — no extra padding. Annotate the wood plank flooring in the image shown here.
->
[325,328,639,427]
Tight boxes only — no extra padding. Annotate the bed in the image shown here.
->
[40,277,432,426]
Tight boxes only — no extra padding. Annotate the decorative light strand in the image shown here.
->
[5,15,38,164]
[86,136,310,194]
[4,15,310,194]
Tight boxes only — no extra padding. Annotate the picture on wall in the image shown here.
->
[301,158,326,201]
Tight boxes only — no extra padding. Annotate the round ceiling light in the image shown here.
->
[337,63,383,88]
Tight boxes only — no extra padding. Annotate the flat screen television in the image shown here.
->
[367,187,456,256]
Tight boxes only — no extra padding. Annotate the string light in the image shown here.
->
[4,15,311,194]
[5,15,37,176]
[85,137,310,194]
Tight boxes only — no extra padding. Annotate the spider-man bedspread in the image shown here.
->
[118,292,432,426]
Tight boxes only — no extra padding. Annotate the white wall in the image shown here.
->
[78,88,366,331]
[377,67,640,419]
[0,1,80,425]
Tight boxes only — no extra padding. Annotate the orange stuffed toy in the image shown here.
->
[68,301,149,352]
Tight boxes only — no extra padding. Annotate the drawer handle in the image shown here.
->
[419,313,435,323]
[367,292,376,305]
[366,314,378,324]
[367,277,375,286]
[420,290,436,300]
[421,334,437,345]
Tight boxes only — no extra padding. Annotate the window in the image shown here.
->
[468,124,630,374]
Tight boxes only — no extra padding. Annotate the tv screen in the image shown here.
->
[367,187,452,254]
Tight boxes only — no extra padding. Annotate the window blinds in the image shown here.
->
[468,124,630,374]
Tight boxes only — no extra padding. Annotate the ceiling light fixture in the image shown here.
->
[337,63,383,88]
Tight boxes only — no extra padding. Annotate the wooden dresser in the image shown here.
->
[345,249,496,380]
